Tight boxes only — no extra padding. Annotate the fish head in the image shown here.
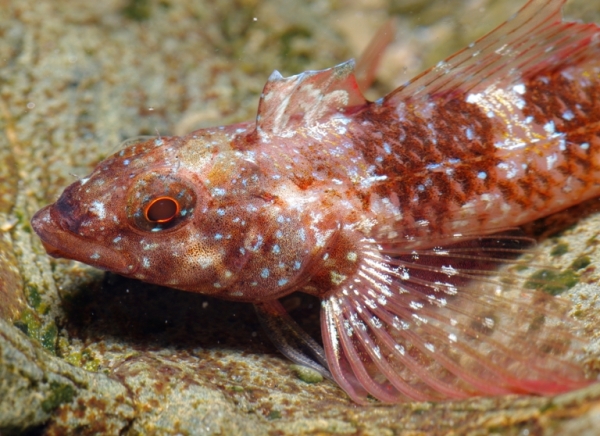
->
[32,129,329,300]
[31,135,191,276]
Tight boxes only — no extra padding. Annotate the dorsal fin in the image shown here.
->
[255,60,367,136]
[354,18,397,93]
[385,0,600,106]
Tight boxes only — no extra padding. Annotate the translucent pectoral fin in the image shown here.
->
[320,236,591,404]
[254,300,332,380]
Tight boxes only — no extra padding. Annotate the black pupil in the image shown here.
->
[147,198,177,222]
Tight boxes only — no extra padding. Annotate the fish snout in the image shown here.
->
[31,203,133,275]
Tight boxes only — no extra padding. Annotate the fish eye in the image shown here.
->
[145,196,180,223]
[127,173,196,233]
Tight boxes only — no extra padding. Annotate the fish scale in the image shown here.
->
[32,0,598,404]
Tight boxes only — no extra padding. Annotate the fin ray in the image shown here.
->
[321,235,590,403]
[354,18,397,92]
[385,0,599,107]
[255,300,332,379]
[256,61,367,137]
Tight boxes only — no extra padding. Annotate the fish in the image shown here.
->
[31,0,600,404]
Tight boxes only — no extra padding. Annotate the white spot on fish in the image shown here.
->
[360,174,388,188]
[543,120,555,134]
[515,98,525,110]
[250,234,263,251]
[441,265,458,276]
[497,162,518,179]
[466,93,480,104]
[198,257,212,268]
[298,228,306,242]
[409,301,423,310]
[90,201,106,219]
[558,138,566,151]
[547,153,558,169]
[512,83,526,94]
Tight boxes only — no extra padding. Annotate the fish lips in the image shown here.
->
[31,205,133,276]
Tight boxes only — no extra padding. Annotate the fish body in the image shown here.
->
[32,0,599,404]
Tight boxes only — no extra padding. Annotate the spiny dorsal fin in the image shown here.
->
[354,18,397,93]
[385,0,600,106]
[256,60,367,137]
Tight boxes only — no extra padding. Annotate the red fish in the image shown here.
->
[32,0,599,404]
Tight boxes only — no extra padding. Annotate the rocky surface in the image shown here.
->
[1,0,600,434]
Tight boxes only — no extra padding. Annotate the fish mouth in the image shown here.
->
[31,205,133,276]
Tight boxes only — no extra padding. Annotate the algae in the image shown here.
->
[571,255,592,271]
[550,242,569,257]
[41,382,76,413]
[524,269,580,296]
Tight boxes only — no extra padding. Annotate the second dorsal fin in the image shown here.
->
[385,0,600,106]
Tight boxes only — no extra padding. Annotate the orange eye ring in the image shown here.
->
[144,196,180,223]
